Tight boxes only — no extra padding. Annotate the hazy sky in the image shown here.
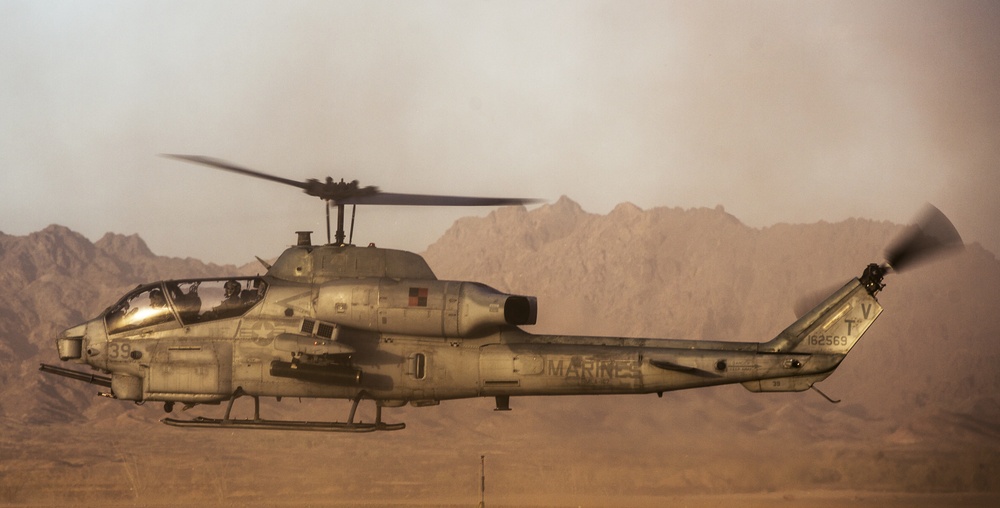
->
[2,1,998,265]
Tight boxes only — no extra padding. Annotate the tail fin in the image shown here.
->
[761,277,883,355]
[743,272,883,394]
[743,205,962,395]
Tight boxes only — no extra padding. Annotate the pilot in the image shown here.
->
[209,279,244,318]
[222,280,241,306]
[149,289,167,309]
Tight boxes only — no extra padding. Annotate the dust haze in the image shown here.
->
[2,199,999,506]
[1,1,999,266]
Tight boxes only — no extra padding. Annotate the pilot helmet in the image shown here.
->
[224,280,241,296]
[149,289,165,306]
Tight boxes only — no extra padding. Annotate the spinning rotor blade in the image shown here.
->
[163,154,541,206]
[340,192,541,207]
[163,154,542,245]
[793,204,962,318]
[163,154,308,191]
[793,282,845,319]
[884,204,964,272]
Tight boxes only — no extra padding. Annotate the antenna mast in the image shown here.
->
[479,455,485,508]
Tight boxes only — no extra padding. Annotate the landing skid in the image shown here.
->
[160,389,405,432]
[161,416,405,432]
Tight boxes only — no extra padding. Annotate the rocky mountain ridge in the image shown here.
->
[0,225,248,423]
[423,197,1000,440]
[1,201,998,503]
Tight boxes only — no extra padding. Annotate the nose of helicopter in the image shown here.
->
[55,322,89,361]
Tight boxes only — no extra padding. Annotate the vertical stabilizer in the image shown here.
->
[761,278,883,355]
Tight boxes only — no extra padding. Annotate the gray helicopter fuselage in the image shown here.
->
[55,242,882,409]
[44,156,958,430]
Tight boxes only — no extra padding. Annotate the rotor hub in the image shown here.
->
[859,263,887,296]
[304,178,379,202]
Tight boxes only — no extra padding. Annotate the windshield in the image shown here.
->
[105,277,268,334]
[104,284,175,334]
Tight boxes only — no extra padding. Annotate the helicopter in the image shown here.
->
[40,156,964,432]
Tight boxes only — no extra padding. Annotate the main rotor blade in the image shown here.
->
[884,204,964,272]
[162,154,309,191]
[339,192,542,207]
[163,154,541,207]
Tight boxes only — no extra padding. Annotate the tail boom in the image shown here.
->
[474,275,885,400]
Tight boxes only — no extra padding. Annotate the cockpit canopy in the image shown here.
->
[105,277,268,335]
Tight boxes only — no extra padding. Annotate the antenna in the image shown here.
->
[479,455,486,508]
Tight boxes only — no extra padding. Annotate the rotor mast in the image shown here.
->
[332,201,344,245]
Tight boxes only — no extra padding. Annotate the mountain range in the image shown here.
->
[1,199,998,506]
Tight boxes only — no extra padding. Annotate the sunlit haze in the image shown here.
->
[2,1,998,265]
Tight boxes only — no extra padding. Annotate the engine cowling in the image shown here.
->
[315,279,537,338]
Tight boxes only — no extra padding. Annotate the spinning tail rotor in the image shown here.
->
[861,204,964,296]
[884,204,964,273]
[794,205,963,317]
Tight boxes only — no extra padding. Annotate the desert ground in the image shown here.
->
[3,202,999,506]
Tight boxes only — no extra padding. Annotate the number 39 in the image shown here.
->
[108,342,131,359]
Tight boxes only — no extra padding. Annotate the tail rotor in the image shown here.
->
[862,204,964,296]
[795,204,963,316]
[884,204,964,273]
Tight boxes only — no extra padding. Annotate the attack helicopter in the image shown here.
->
[41,156,963,432]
